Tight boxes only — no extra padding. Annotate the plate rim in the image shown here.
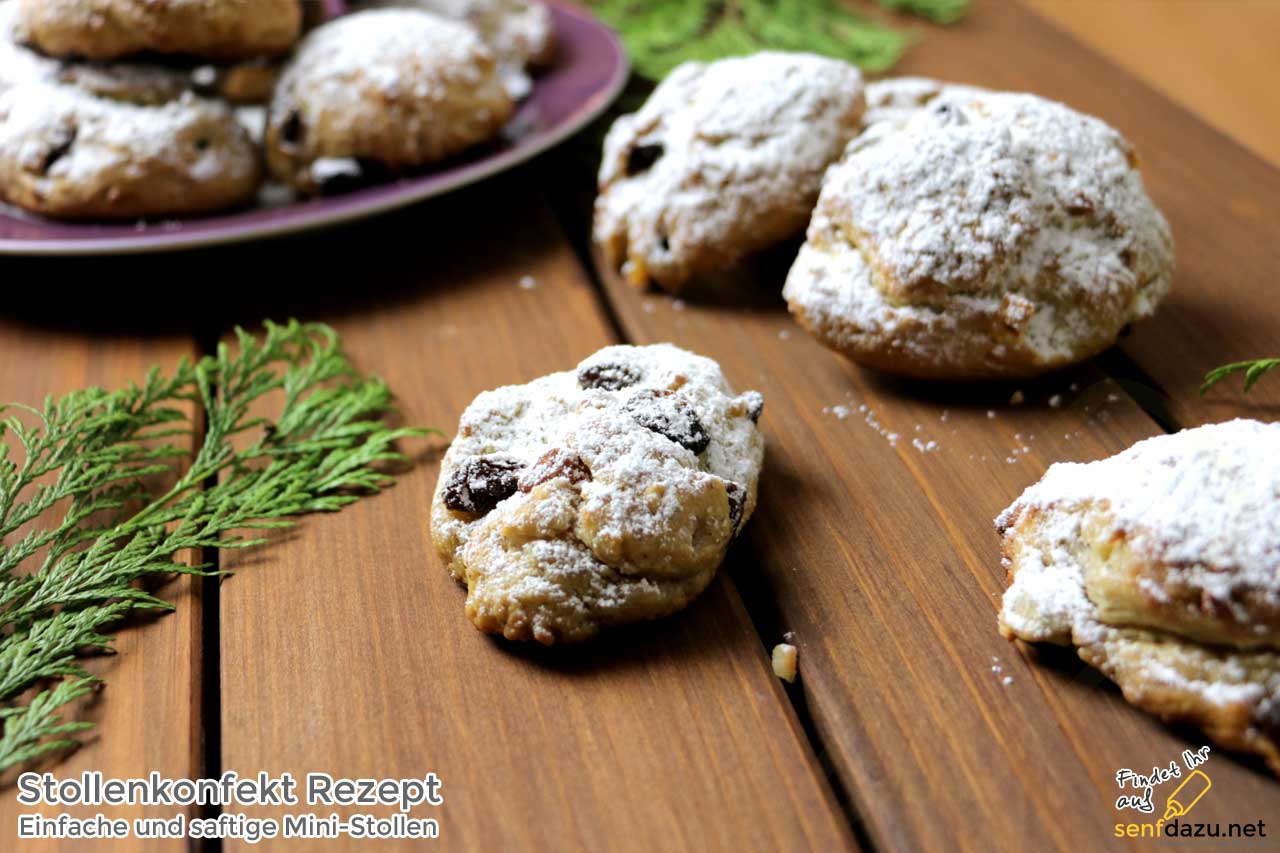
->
[0,1,628,257]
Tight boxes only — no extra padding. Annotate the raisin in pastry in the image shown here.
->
[0,7,259,221]
[430,344,765,644]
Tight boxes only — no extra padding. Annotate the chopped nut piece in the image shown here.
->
[772,643,798,683]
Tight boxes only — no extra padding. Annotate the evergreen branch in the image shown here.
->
[1200,358,1280,395]
[876,0,969,25]
[0,320,429,772]
[589,0,938,80]
[0,678,98,769]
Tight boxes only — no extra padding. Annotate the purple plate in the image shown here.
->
[0,2,628,255]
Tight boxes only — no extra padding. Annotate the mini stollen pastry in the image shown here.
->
[264,9,514,194]
[430,344,765,644]
[997,419,1280,771]
[0,80,261,220]
[784,83,1175,379]
[1,4,279,105]
[0,8,260,220]
[594,51,866,293]
[13,0,303,61]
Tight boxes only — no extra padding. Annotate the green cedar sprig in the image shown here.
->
[0,320,428,772]
[1201,358,1280,395]
[590,0,971,81]
[877,0,969,25]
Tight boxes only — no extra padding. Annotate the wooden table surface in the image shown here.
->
[2,1,1278,850]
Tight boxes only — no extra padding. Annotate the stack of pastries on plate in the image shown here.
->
[590,52,1277,771]
[0,0,553,220]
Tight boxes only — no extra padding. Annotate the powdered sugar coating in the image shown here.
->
[430,344,765,644]
[0,7,259,219]
[594,51,866,293]
[355,0,554,98]
[861,77,988,130]
[998,419,1280,771]
[264,9,513,193]
[785,83,1174,379]
[1003,420,1280,603]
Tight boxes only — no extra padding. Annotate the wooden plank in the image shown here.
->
[216,176,856,851]
[893,0,1280,425]
[1022,0,1280,168]
[578,0,1280,838]
[590,251,1280,850]
[0,320,200,852]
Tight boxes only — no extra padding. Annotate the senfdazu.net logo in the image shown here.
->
[1112,746,1267,841]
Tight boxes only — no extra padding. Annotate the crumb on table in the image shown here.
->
[772,643,798,683]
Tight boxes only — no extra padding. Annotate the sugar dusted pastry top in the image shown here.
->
[1002,420,1280,595]
[430,344,765,643]
[785,83,1174,379]
[595,51,865,292]
[861,76,989,129]
[997,420,1280,771]
[0,5,260,220]
[264,8,513,192]
[355,0,554,97]
[999,419,1280,648]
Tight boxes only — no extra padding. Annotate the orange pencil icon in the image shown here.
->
[1163,770,1212,820]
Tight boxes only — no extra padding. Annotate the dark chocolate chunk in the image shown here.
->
[578,361,643,391]
[443,456,525,514]
[625,390,710,454]
[518,448,591,492]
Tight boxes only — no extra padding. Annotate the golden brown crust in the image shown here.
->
[15,0,302,61]
[1077,625,1280,774]
[786,284,1122,381]
[1000,506,1280,773]
[197,58,280,105]
[1001,502,1280,651]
